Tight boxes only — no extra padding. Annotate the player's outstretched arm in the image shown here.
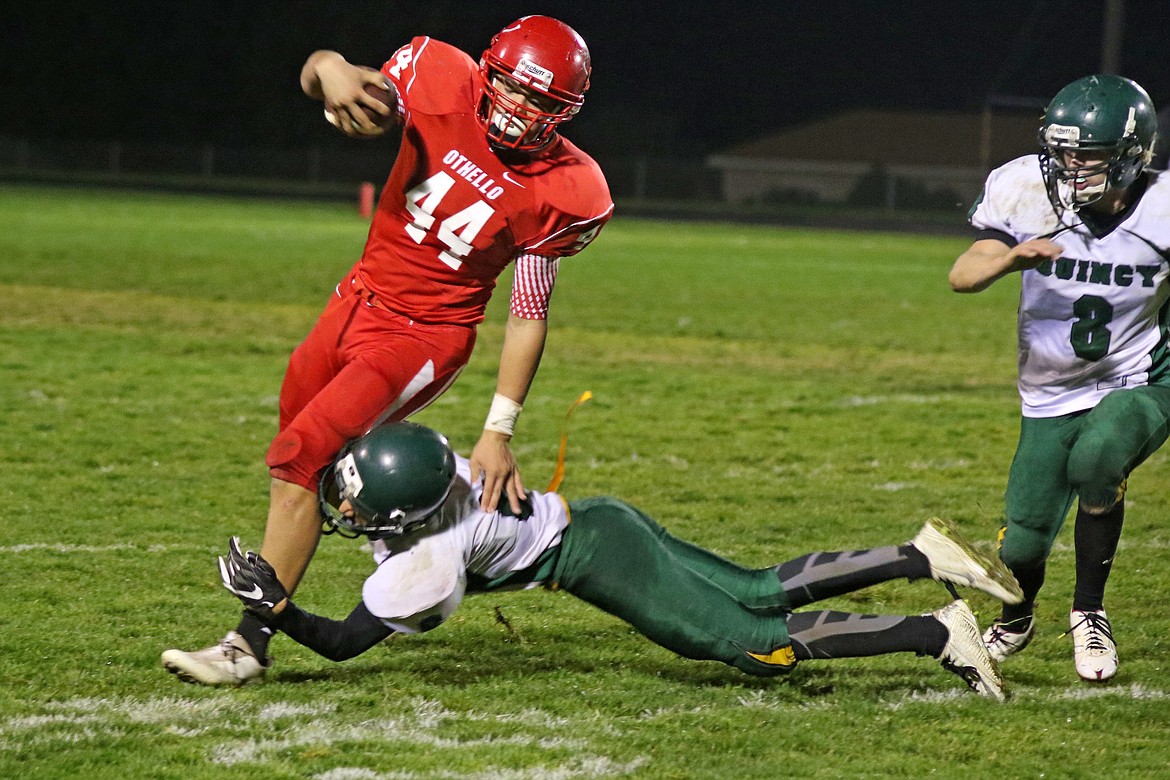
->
[273,601,395,662]
[219,536,393,661]
[949,238,1062,293]
[470,315,546,513]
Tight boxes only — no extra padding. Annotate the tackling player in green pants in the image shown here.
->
[163,422,1022,699]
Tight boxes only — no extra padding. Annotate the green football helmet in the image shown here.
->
[318,421,457,539]
[1038,74,1157,211]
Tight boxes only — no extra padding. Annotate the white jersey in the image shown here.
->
[970,156,1170,417]
[360,455,570,633]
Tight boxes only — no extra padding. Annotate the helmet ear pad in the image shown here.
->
[1109,152,1145,190]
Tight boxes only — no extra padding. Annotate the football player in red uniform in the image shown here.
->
[162,16,613,684]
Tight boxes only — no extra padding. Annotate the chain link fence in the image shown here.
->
[0,135,977,229]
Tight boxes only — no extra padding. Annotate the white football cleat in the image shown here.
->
[912,517,1024,604]
[982,615,1036,662]
[161,631,266,686]
[1068,609,1118,682]
[933,599,1006,700]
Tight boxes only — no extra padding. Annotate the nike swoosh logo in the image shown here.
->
[237,584,264,600]
[502,172,526,188]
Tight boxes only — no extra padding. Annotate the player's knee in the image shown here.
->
[1067,443,1126,513]
[999,525,1050,570]
[267,425,344,492]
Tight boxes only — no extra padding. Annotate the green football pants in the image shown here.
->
[552,496,795,676]
[1001,384,1170,568]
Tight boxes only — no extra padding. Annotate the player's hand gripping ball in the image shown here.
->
[325,66,397,137]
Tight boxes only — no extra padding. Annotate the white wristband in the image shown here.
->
[484,393,523,436]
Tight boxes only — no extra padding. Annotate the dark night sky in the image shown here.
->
[3,1,1168,158]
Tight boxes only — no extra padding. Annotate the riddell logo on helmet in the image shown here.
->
[1046,124,1081,145]
[513,59,554,89]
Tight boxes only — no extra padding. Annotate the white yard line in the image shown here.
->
[0,543,183,553]
[3,687,1166,775]
[0,696,644,778]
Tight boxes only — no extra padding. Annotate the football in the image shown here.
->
[325,67,397,134]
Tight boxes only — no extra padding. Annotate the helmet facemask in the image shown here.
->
[1036,74,1157,213]
[479,66,581,152]
[317,423,458,540]
[476,16,590,153]
[1039,127,1148,212]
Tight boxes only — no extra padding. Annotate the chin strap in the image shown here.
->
[317,464,362,537]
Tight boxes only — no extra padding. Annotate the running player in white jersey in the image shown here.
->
[164,421,1024,699]
[950,74,1168,681]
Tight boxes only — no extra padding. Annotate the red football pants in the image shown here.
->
[266,284,476,490]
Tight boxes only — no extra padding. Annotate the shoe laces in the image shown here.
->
[939,658,984,693]
[986,624,1012,647]
[220,634,269,668]
[988,616,1031,645]
[1066,611,1114,652]
[218,636,253,662]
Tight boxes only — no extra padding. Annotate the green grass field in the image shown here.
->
[3,183,1169,779]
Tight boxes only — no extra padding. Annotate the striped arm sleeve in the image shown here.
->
[510,253,559,320]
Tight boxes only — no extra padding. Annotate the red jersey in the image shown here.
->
[356,37,613,326]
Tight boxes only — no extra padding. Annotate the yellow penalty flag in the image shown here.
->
[545,391,593,493]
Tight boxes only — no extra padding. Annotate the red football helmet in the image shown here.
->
[478,16,591,152]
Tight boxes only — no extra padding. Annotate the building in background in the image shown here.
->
[708,109,1042,211]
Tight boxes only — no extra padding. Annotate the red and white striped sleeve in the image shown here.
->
[509,253,559,320]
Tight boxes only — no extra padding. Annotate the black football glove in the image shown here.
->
[218,536,287,623]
